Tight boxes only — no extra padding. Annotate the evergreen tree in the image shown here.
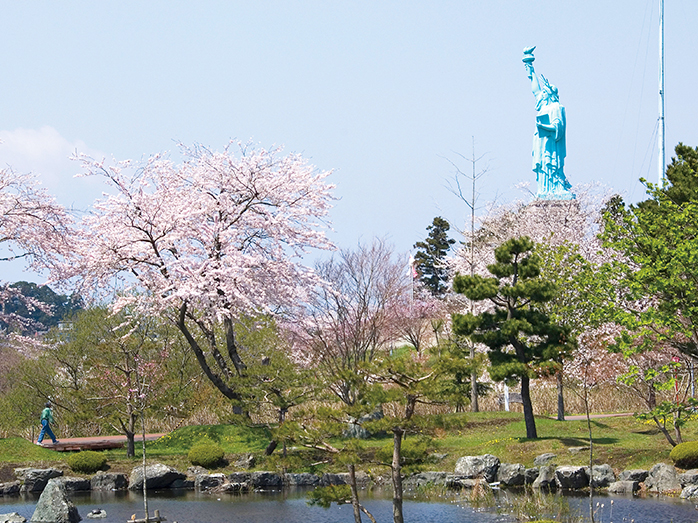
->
[413,217,455,296]
[452,236,575,439]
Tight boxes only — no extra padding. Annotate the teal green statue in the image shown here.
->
[523,47,575,200]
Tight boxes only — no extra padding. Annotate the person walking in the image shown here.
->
[36,402,59,445]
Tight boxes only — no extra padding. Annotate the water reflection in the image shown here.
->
[0,488,510,523]
[1,488,697,523]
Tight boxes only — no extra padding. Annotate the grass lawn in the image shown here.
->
[0,412,694,478]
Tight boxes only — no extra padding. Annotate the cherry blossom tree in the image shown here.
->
[66,142,335,402]
[290,239,409,406]
[448,184,616,417]
[0,169,73,335]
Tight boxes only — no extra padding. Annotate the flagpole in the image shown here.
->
[658,0,665,185]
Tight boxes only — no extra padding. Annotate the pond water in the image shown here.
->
[1,488,698,523]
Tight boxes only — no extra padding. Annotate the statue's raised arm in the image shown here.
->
[522,47,575,200]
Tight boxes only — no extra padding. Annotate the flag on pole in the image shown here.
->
[408,255,418,279]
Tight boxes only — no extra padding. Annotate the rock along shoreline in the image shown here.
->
[3,452,698,501]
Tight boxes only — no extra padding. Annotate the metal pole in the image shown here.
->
[658,0,665,185]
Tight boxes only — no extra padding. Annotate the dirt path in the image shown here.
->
[36,433,166,451]
[46,433,166,444]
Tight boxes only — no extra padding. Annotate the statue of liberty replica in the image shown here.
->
[523,47,575,200]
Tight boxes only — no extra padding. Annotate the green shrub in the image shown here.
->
[188,442,225,468]
[670,440,698,469]
[67,450,107,473]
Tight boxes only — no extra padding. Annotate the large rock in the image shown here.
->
[0,482,21,496]
[90,472,128,491]
[227,472,251,484]
[618,469,648,483]
[524,467,539,484]
[681,485,698,499]
[344,409,385,439]
[30,478,81,523]
[169,478,194,489]
[608,480,639,494]
[644,463,681,493]
[454,454,500,483]
[14,469,63,493]
[588,464,615,488]
[249,472,282,488]
[532,465,556,490]
[284,473,320,486]
[0,514,26,523]
[128,464,185,491]
[233,454,255,470]
[555,466,589,490]
[319,473,347,487]
[533,453,557,467]
[496,463,525,486]
[59,478,91,492]
[679,469,698,486]
[318,472,370,488]
[403,472,450,489]
[195,474,226,490]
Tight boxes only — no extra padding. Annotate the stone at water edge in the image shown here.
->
[0,513,26,523]
[496,463,525,486]
[555,466,589,490]
[532,465,556,490]
[618,469,648,483]
[533,453,557,467]
[454,454,500,483]
[644,462,681,493]
[128,464,185,490]
[30,478,81,523]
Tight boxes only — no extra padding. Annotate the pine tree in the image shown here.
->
[413,217,455,296]
[452,236,575,439]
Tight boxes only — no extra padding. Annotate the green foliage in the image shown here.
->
[307,484,352,508]
[149,424,271,454]
[435,337,491,411]
[601,143,698,359]
[452,236,575,439]
[670,440,698,469]
[67,450,107,473]
[413,216,456,295]
[374,436,432,474]
[188,442,225,468]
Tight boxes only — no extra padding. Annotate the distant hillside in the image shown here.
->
[2,281,83,335]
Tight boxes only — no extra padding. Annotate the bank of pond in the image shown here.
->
[4,451,698,522]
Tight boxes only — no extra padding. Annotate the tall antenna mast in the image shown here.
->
[658,0,666,184]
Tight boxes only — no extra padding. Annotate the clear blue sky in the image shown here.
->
[1,1,696,283]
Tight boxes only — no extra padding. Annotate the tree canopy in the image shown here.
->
[452,236,575,439]
[63,142,335,402]
[413,216,455,296]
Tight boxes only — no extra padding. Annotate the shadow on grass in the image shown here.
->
[522,436,620,446]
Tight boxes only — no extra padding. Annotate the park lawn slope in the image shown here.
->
[0,414,695,474]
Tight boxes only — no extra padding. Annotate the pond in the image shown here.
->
[1,488,698,523]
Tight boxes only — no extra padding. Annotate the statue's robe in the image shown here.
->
[532,99,569,197]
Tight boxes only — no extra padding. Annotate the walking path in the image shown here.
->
[37,433,166,452]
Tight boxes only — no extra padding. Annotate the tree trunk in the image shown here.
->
[391,428,404,523]
[126,431,135,458]
[348,463,363,523]
[674,419,684,445]
[265,440,278,456]
[652,416,677,446]
[470,341,479,412]
[556,370,565,421]
[521,376,538,439]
